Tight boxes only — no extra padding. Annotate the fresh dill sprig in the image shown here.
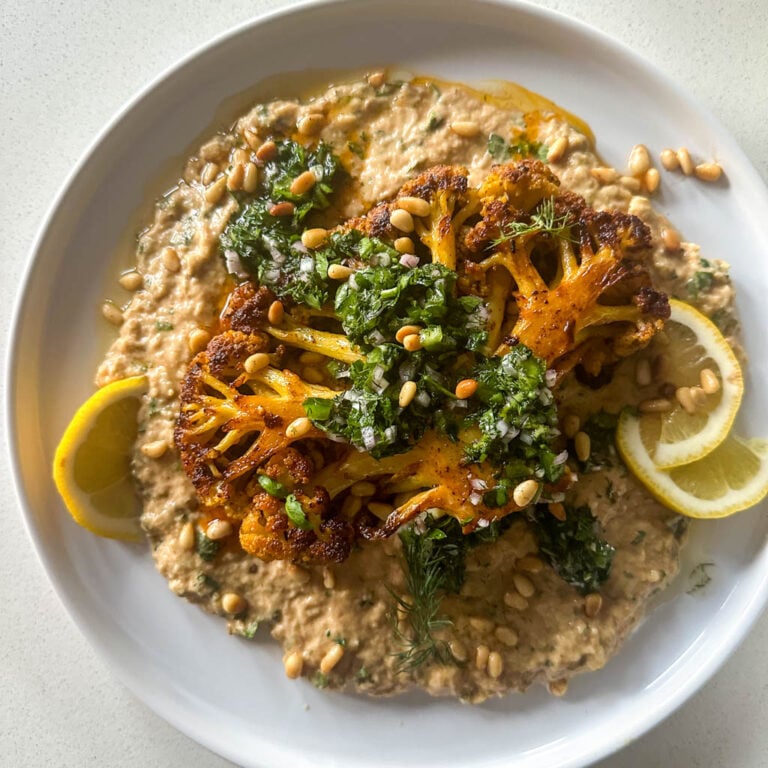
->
[492,197,574,244]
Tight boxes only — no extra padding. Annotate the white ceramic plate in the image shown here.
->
[9,1,768,766]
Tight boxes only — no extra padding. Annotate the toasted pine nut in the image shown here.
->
[350,480,376,497]
[206,518,232,540]
[231,148,249,166]
[396,324,422,343]
[512,479,539,508]
[286,417,312,439]
[516,555,544,574]
[101,301,124,326]
[645,168,660,194]
[494,627,519,647]
[620,175,642,193]
[660,148,679,171]
[403,333,422,352]
[635,358,652,387]
[675,386,697,414]
[367,501,393,520]
[469,616,494,633]
[398,196,431,217]
[187,328,210,354]
[242,162,259,193]
[547,136,569,163]
[584,593,603,618]
[320,643,345,674]
[301,227,328,249]
[119,271,143,291]
[475,644,490,670]
[548,502,567,521]
[449,640,468,662]
[628,195,651,217]
[628,144,651,176]
[389,208,414,233]
[399,380,417,407]
[574,431,591,462]
[221,592,246,615]
[652,352,669,379]
[695,162,723,182]
[141,439,168,459]
[327,263,353,281]
[513,573,536,599]
[367,71,386,88]
[639,397,673,413]
[290,170,317,196]
[283,650,303,679]
[302,366,324,385]
[450,121,480,138]
[205,176,228,204]
[244,353,270,374]
[394,236,415,254]
[677,147,694,176]
[162,246,181,272]
[661,227,681,251]
[269,201,294,217]
[255,140,278,162]
[700,367,720,394]
[267,300,284,324]
[341,494,362,517]
[562,413,580,439]
[549,679,569,697]
[487,651,504,679]
[504,591,528,610]
[297,113,325,136]
[590,166,619,184]
[227,162,245,191]
[689,386,708,409]
[322,566,335,589]
[454,378,479,399]
[243,129,261,151]
[178,521,195,551]
[201,162,219,185]
[299,351,324,365]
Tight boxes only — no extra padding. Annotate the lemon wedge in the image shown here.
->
[53,375,147,540]
[629,299,743,469]
[617,415,768,518]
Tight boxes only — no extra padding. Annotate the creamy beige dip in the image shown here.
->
[95,74,734,702]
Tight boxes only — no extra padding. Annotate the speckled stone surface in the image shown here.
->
[1,1,766,766]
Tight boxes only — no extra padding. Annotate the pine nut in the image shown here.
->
[584,593,603,618]
[513,479,539,508]
[269,201,294,217]
[516,555,544,574]
[652,352,670,378]
[475,644,490,670]
[469,616,494,633]
[244,352,270,373]
[327,263,352,280]
[299,351,324,365]
[319,643,344,673]
[398,196,431,217]
[286,417,312,439]
[660,148,679,171]
[101,301,124,326]
[661,227,681,251]
[350,480,376,497]
[243,129,261,151]
[547,136,569,163]
[227,162,245,191]
[639,397,673,413]
[548,502,567,521]
[232,148,249,166]
[394,236,415,254]
[389,208,414,233]
[590,166,619,184]
[141,439,168,459]
[454,378,479,399]
[367,71,386,88]
[297,113,325,136]
[283,650,304,679]
[119,271,143,291]
[677,147,694,176]
[255,140,277,162]
[494,627,519,647]
[675,386,697,414]
[450,121,480,138]
[562,413,580,439]
[549,679,569,697]
[301,227,328,249]
[513,573,536,598]
[367,501,393,520]
[487,651,504,679]
[188,328,211,354]
[403,333,422,352]
[206,518,232,540]
[221,592,246,614]
[689,386,708,408]
[628,195,651,217]
[449,640,468,662]
[201,162,219,185]
[700,367,720,394]
[162,246,181,272]
[504,591,528,610]
[628,144,651,176]
[341,494,362,517]
[396,324,421,343]
[399,380,417,407]
[205,176,228,204]
[242,162,259,193]
[322,567,335,589]
[178,521,195,551]
[695,162,723,182]
[290,170,317,196]
[620,175,642,193]
[574,431,591,462]
[302,366,324,385]
[635,358,652,387]
[267,300,284,324]
[645,168,660,194]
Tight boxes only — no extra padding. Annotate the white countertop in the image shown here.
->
[2,1,767,765]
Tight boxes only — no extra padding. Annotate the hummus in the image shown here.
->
[96,74,735,702]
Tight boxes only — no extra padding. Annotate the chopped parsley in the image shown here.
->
[155,320,174,331]
[257,474,289,499]
[285,494,312,531]
[237,621,260,640]
[196,572,221,593]
[195,529,220,562]
[487,132,548,162]
[579,411,620,473]
[687,259,715,299]
[687,561,715,594]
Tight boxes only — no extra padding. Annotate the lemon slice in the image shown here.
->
[631,299,743,469]
[617,414,768,518]
[53,375,147,540]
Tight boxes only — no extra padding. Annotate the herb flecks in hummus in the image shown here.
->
[95,74,732,702]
